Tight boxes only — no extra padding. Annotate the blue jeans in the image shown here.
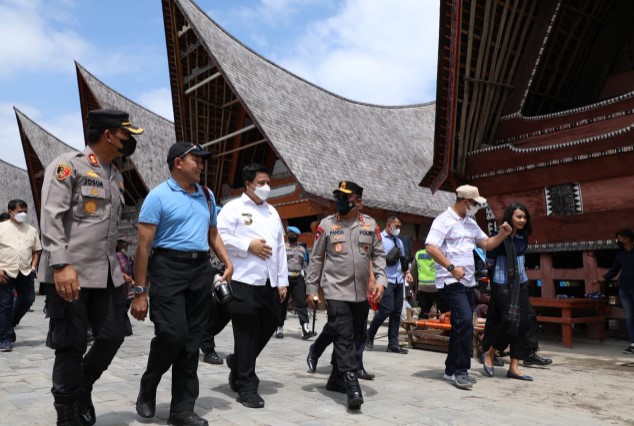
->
[0,271,35,342]
[619,287,634,344]
[367,282,404,346]
[440,283,475,375]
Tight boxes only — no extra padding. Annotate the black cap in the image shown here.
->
[167,142,212,164]
[87,109,144,134]
[333,180,363,197]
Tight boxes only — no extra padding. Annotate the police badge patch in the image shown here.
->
[88,153,99,167]
[55,163,73,181]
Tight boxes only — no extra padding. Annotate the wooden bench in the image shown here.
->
[529,297,607,348]
[400,314,485,357]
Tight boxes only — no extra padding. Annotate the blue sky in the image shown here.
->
[0,0,439,170]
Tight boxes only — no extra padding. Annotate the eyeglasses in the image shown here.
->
[179,146,197,159]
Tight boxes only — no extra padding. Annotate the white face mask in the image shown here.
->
[14,212,27,223]
[466,204,480,217]
[253,184,271,201]
[391,227,401,237]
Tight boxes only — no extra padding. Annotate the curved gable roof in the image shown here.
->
[76,63,175,191]
[0,159,37,228]
[173,0,453,217]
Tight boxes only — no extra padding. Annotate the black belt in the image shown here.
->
[152,248,210,262]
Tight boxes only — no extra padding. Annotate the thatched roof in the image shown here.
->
[0,159,37,228]
[171,0,454,217]
[76,62,174,191]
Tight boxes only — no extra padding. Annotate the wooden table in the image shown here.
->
[529,297,607,348]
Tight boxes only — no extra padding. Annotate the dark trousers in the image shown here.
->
[326,300,367,374]
[482,282,529,360]
[525,302,539,354]
[140,254,212,412]
[280,275,309,325]
[0,271,35,342]
[200,294,231,354]
[228,280,281,393]
[45,280,130,404]
[313,301,369,370]
[367,282,404,346]
[439,283,474,375]
[416,290,446,319]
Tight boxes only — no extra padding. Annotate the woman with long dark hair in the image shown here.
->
[481,202,533,381]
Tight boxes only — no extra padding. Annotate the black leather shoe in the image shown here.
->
[386,344,408,354]
[506,371,533,381]
[78,393,96,425]
[135,394,156,419]
[167,410,208,426]
[356,368,375,380]
[342,371,364,410]
[54,402,80,426]
[203,351,223,365]
[365,338,374,350]
[236,390,265,408]
[523,352,552,367]
[226,353,237,392]
[306,344,318,372]
[326,372,346,393]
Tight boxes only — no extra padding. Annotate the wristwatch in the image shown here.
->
[51,263,68,269]
[133,285,148,295]
[447,264,455,272]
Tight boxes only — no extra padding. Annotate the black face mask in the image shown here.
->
[117,136,137,157]
[617,241,625,249]
[335,194,354,215]
[288,235,298,243]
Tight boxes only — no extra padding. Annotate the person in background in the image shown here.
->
[0,212,10,222]
[366,215,412,354]
[277,225,313,339]
[0,199,41,352]
[411,246,447,318]
[598,229,634,355]
[115,239,134,309]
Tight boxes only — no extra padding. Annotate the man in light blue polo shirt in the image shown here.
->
[131,142,233,426]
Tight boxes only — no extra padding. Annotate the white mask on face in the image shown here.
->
[391,227,401,237]
[466,204,480,217]
[14,212,27,223]
[253,184,271,201]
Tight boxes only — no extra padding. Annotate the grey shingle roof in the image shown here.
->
[0,159,37,228]
[76,63,174,191]
[174,0,454,217]
[14,108,78,168]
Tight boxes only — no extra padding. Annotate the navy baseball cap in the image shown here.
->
[167,142,212,164]
[333,180,363,197]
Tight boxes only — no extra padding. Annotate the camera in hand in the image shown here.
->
[211,260,233,304]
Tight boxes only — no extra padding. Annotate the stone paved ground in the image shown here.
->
[2,296,634,425]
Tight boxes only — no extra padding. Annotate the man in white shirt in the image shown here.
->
[0,199,41,351]
[217,163,288,409]
[425,185,511,390]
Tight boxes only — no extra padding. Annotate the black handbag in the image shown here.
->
[385,244,401,266]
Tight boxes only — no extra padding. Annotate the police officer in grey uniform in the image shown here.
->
[306,181,387,410]
[277,226,312,339]
[40,109,143,425]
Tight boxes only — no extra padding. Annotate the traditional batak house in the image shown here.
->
[422,0,634,320]
[0,159,36,228]
[161,0,454,250]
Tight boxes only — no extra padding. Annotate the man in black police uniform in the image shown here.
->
[132,143,233,426]
[39,109,143,425]
[306,181,387,409]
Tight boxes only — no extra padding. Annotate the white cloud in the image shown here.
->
[136,87,175,122]
[273,0,439,105]
[0,102,84,170]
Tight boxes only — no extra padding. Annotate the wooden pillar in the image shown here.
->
[540,253,555,298]
[583,251,600,293]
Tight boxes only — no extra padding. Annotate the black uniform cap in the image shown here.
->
[87,109,144,134]
[333,180,363,197]
[167,142,212,164]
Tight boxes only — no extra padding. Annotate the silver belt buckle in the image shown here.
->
[192,252,198,259]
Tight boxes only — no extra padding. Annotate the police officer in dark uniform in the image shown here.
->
[39,109,143,425]
[306,181,387,409]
